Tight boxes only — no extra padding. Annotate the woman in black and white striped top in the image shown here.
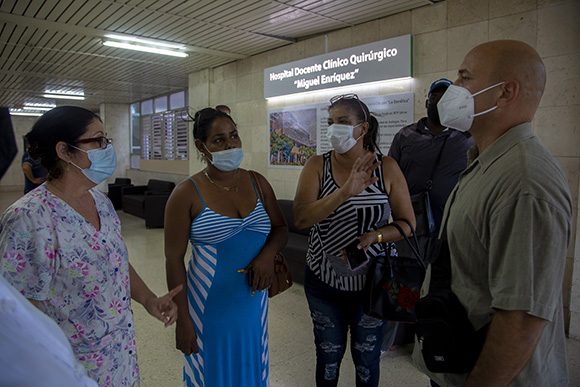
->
[294,94,415,387]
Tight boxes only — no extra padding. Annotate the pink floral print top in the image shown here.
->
[0,185,139,386]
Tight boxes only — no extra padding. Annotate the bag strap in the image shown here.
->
[394,219,421,256]
[428,238,451,291]
[388,221,425,269]
[249,170,264,202]
[425,135,449,191]
[429,180,456,290]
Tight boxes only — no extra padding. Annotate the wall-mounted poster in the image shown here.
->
[269,107,318,166]
[269,92,414,167]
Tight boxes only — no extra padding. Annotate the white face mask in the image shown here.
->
[326,123,363,154]
[437,82,505,132]
[205,146,244,172]
[69,144,117,184]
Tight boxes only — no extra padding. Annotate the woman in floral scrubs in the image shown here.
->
[0,106,181,386]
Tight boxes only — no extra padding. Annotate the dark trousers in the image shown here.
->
[304,267,389,387]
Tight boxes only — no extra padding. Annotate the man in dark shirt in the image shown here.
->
[388,78,474,229]
[21,149,47,194]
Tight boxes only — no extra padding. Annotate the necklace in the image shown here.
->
[203,169,239,192]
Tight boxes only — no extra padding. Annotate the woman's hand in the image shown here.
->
[340,153,379,198]
[176,317,199,355]
[247,255,275,292]
[143,284,182,327]
[357,231,379,250]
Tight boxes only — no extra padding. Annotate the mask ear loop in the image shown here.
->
[64,143,90,171]
[473,105,498,117]
[201,143,213,163]
[67,144,88,154]
[471,81,505,97]
[353,122,366,144]
[471,81,505,117]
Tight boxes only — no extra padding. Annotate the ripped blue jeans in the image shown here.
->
[304,267,388,387]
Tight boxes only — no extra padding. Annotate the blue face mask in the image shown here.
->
[206,147,244,172]
[69,144,117,184]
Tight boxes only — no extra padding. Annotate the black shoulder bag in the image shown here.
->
[364,219,426,323]
[414,239,488,373]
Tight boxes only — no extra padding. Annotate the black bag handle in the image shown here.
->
[393,219,421,257]
[387,221,425,270]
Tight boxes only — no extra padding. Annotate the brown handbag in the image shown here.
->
[248,170,293,298]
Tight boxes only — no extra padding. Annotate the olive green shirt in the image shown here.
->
[413,123,571,386]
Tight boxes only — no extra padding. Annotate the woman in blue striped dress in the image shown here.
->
[164,108,288,387]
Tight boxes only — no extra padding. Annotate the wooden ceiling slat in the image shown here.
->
[23,30,58,72]
[302,0,355,13]
[11,28,43,71]
[193,0,258,23]
[11,0,33,15]
[23,0,45,17]
[156,0,200,15]
[45,0,76,22]
[34,0,66,20]
[64,1,102,25]
[22,31,55,71]
[123,12,176,36]
[100,5,142,31]
[149,0,178,12]
[180,0,230,18]
[215,3,288,30]
[0,0,17,13]
[0,23,16,62]
[114,11,157,34]
[328,0,407,19]
[4,26,35,71]
[83,2,125,28]
[144,17,190,41]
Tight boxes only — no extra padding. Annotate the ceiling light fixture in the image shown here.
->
[42,94,85,100]
[45,88,84,96]
[104,34,186,50]
[23,105,53,111]
[9,109,43,117]
[23,102,56,108]
[102,34,189,58]
[103,40,189,57]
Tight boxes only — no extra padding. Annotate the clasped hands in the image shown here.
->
[143,284,183,327]
[240,254,276,292]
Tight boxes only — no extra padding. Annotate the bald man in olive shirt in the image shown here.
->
[413,40,571,387]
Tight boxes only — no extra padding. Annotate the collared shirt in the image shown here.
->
[415,122,571,386]
[389,118,473,228]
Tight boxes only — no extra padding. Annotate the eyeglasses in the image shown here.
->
[329,93,368,121]
[75,136,112,150]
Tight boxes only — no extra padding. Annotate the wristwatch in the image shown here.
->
[376,231,384,243]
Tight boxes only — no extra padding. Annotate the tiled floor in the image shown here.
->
[1,190,579,386]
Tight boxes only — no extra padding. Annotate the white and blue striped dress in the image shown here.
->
[184,178,271,387]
